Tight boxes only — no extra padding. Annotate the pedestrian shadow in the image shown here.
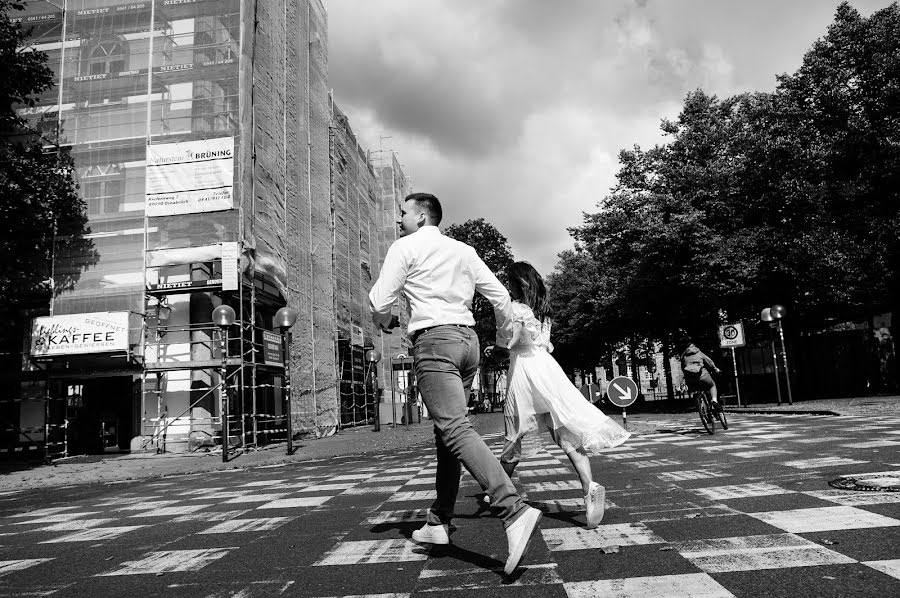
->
[527,503,582,527]
[422,542,505,571]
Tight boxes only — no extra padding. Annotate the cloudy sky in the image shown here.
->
[328,0,886,276]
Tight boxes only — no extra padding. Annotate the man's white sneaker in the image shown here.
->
[585,482,606,529]
[411,523,450,545]
[504,506,543,575]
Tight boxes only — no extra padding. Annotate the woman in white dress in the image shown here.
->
[487,261,630,529]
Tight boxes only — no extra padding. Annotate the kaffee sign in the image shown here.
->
[31,312,130,357]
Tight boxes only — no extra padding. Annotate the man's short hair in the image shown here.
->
[405,192,442,225]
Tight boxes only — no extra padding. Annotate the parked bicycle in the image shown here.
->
[694,389,728,434]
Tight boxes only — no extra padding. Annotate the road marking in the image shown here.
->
[116,500,181,511]
[296,483,358,492]
[418,562,561,589]
[656,469,729,482]
[675,533,855,573]
[199,517,295,534]
[387,490,437,502]
[343,485,404,495]
[7,507,77,518]
[314,539,428,565]
[37,518,117,532]
[862,559,900,580]
[12,512,103,525]
[525,480,582,492]
[223,493,289,503]
[0,559,53,577]
[97,548,235,576]
[41,526,146,543]
[530,497,617,512]
[327,474,378,481]
[630,504,738,523]
[519,459,563,466]
[728,449,792,458]
[172,509,251,523]
[187,491,255,500]
[803,489,900,506]
[606,451,656,460]
[838,440,900,448]
[240,480,288,486]
[542,523,664,551]
[128,505,208,517]
[748,506,900,533]
[401,478,435,487]
[633,459,684,468]
[564,573,734,598]
[363,509,428,526]
[518,468,573,477]
[780,457,869,469]
[257,496,332,509]
[691,483,794,500]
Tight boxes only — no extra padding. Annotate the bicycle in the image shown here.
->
[693,389,728,435]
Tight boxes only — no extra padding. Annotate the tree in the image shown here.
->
[550,2,900,393]
[0,0,94,310]
[443,218,515,349]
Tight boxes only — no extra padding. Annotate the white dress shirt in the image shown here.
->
[368,225,513,346]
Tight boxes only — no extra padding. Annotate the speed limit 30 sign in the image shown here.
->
[718,322,746,348]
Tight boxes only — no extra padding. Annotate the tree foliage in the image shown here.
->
[0,0,94,309]
[443,218,515,349]
[550,2,900,372]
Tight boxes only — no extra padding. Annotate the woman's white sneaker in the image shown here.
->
[585,482,606,529]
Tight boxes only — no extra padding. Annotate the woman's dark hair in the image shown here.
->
[508,261,552,323]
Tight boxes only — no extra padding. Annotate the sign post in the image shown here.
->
[718,322,746,407]
[606,376,638,430]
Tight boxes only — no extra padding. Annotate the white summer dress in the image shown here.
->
[501,301,631,463]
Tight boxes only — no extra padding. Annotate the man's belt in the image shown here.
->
[411,324,473,343]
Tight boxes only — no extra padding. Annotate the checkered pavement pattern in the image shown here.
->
[0,414,898,596]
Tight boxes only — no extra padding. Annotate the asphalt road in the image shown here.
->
[1,411,899,597]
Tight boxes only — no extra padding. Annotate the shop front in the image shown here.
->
[27,311,142,457]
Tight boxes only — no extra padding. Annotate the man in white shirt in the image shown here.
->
[369,192,542,577]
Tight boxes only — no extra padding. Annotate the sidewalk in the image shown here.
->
[725,394,900,416]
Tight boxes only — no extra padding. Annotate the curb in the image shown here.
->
[725,409,841,416]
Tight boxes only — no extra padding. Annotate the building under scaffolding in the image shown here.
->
[5,0,406,457]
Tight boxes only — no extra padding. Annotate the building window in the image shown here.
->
[85,39,128,77]
[84,179,124,215]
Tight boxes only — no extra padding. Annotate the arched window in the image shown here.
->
[86,38,127,76]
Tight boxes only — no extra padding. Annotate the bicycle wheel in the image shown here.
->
[696,393,715,435]
[714,401,728,430]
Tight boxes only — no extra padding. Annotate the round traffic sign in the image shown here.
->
[723,326,738,340]
[606,376,638,408]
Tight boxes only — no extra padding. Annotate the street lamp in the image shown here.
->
[275,306,299,455]
[769,304,793,405]
[212,305,236,462]
[760,305,793,406]
[365,349,382,432]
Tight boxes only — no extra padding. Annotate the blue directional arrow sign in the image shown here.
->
[607,376,638,408]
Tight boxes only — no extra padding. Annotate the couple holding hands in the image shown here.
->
[368,192,630,576]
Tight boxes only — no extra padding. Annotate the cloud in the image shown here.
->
[328,0,887,275]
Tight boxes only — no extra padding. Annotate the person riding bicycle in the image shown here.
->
[676,333,722,410]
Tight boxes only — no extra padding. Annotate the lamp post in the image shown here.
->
[274,307,299,455]
[365,349,382,432]
[760,307,783,405]
[212,305,236,462]
[770,304,793,405]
